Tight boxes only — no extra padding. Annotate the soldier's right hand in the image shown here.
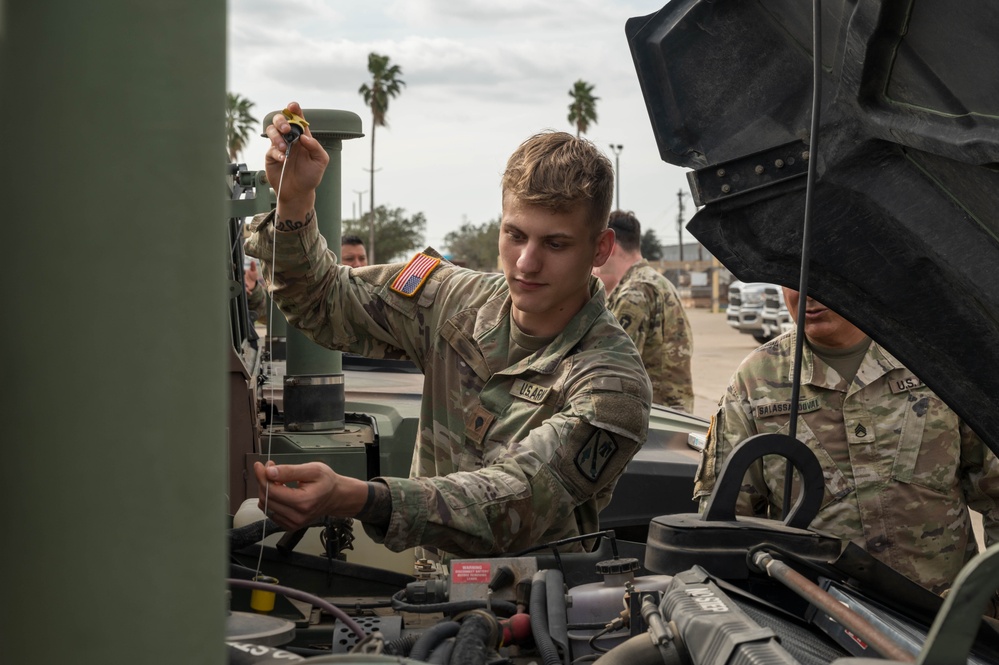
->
[253,460,368,531]
[264,102,330,221]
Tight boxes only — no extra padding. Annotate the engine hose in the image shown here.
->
[391,589,517,617]
[229,519,286,551]
[282,645,330,658]
[592,633,683,665]
[426,637,456,665]
[410,621,461,661]
[451,611,500,665]
[530,572,562,665]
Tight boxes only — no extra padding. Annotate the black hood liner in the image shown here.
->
[627,0,999,455]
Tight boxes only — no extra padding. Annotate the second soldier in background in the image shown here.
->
[594,210,694,412]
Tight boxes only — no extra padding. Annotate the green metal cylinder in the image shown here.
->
[0,3,226,664]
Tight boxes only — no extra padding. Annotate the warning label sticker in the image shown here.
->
[452,562,491,584]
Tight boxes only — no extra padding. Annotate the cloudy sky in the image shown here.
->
[227,0,693,250]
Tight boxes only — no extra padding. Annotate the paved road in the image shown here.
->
[687,307,761,420]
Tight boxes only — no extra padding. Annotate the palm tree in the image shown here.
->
[358,53,406,263]
[567,80,599,138]
[225,92,258,162]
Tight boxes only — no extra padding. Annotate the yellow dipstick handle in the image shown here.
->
[250,575,279,613]
[280,109,309,144]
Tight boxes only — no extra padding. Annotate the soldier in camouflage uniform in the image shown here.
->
[244,260,266,323]
[593,210,694,412]
[694,287,999,594]
[338,234,368,268]
[245,104,652,559]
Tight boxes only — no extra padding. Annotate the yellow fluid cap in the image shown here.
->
[250,575,279,613]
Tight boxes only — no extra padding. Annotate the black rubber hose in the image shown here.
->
[427,637,456,665]
[391,589,517,617]
[229,518,285,551]
[410,620,461,662]
[530,572,562,665]
[451,612,499,665]
[281,645,332,658]
[592,633,682,665]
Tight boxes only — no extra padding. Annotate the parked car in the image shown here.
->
[726,280,777,343]
[761,285,793,339]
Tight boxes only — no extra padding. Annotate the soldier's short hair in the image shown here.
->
[608,210,641,252]
[502,131,614,234]
[341,234,365,247]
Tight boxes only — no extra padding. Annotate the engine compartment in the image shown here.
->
[223,442,999,665]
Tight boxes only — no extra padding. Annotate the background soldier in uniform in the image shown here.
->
[694,287,999,595]
[246,103,652,559]
[593,210,694,412]
[339,234,368,268]
[244,260,266,323]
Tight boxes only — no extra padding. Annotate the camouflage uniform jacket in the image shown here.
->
[606,260,694,412]
[246,212,652,559]
[693,331,999,594]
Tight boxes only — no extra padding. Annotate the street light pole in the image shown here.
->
[352,189,367,224]
[609,144,623,210]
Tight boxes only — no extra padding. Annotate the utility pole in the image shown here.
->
[609,144,624,210]
[352,189,367,225]
[676,188,686,261]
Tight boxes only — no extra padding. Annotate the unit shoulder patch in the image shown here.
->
[574,430,619,482]
[390,253,441,297]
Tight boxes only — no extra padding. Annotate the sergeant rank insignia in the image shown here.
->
[390,253,441,297]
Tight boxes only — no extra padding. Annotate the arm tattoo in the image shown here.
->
[356,481,392,528]
[275,209,315,232]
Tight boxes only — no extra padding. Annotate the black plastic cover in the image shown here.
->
[627,0,999,454]
[645,511,844,579]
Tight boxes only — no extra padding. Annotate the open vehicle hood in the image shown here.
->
[627,0,999,455]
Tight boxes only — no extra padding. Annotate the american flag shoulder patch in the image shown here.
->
[390,253,441,297]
